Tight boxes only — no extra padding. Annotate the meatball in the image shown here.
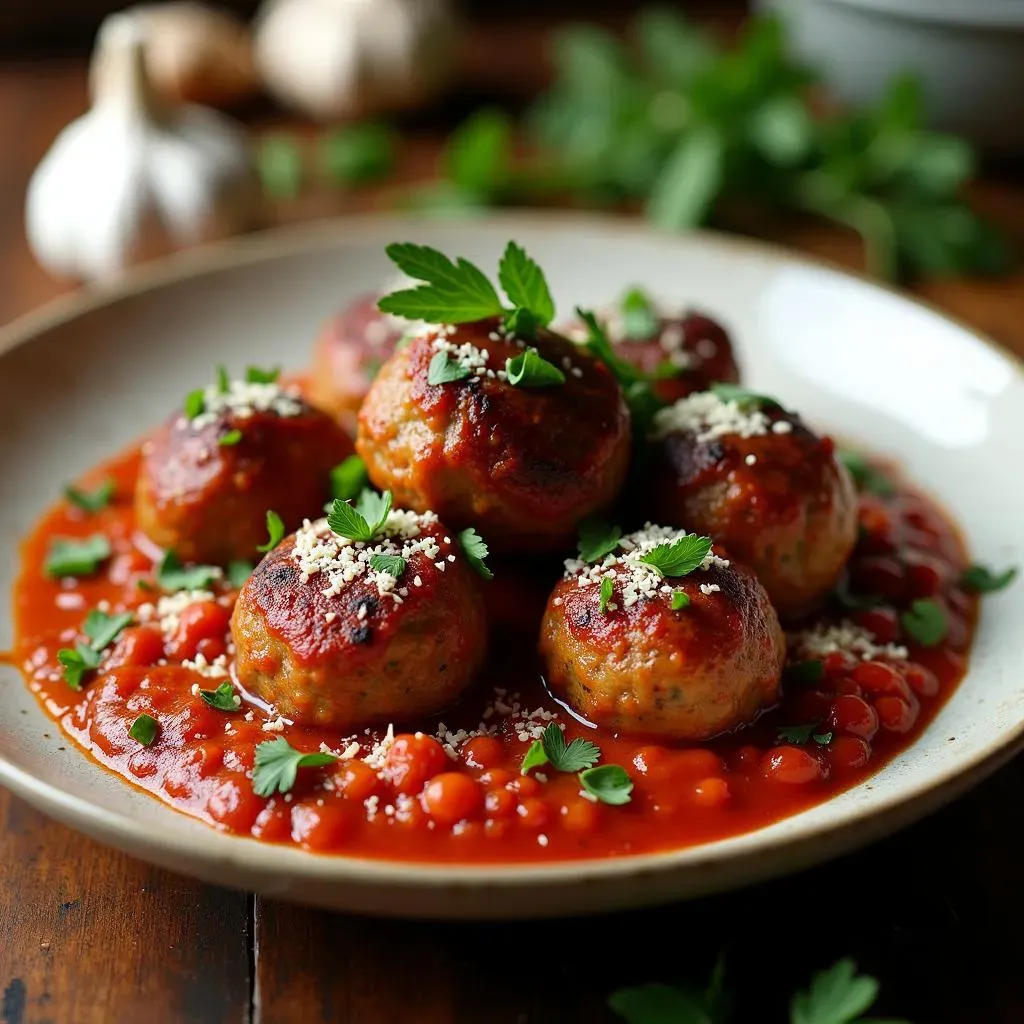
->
[648,390,858,619]
[136,374,353,564]
[539,525,784,740]
[230,508,487,729]
[356,319,631,553]
[309,290,427,433]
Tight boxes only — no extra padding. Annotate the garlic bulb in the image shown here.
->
[89,3,258,109]
[26,15,262,281]
[254,0,456,122]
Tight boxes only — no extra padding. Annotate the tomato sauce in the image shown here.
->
[6,446,976,863]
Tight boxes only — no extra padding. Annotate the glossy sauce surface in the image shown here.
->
[9,448,976,863]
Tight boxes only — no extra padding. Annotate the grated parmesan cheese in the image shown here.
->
[188,378,304,432]
[651,390,777,443]
[181,652,230,679]
[138,589,219,642]
[563,523,730,611]
[790,621,909,662]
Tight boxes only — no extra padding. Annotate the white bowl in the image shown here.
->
[1,212,1022,919]
[760,0,1024,155]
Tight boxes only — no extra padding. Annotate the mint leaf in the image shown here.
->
[579,764,633,805]
[257,510,285,553]
[200,681,240,712]
[505,348,566,388]
[252,737,337,797]
[64,478,115,514]
[330,455,368,502]
[638,535,713,578]
[900,598,948,647]
[577,519,622,564]
[598,576,614,614]
[498,241,555,326]
[427,351,471,386]
[156,551,220,592]
[458,527,493,580]
[44,535,111,579]
[621,287,659,340]
[959,563,1016,594]
[369,553,406,579]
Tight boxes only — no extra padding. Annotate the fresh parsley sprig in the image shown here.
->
[505,348,566,388]
[200,681,241,712]
[330,455,369,502]
[57,609,134,690]
[638,535,713,578]
[520,723,632,806]
[44,535,111,579]
[327,490,393,543]
[252,737,338,797]
[257,510,286,553]
[64,478,116,514]
[369,553,406,579]
[458,527,493,580]
[156,551,221,593]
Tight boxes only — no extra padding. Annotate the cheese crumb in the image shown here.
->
[188,378,303,432]
[651,391,779,443]
[790,621,909,662]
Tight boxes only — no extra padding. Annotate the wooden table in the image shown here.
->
[2,28,1024,1024]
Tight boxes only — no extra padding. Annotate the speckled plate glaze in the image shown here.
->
[1,213,1021,919]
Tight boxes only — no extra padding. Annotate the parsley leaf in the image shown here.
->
[608,983,711,1024]
[156,551,221,592]
[57,644,102,690]
[504,305,540,341]
[814,731,834,746]
[83,610,134,651]
[497,241,556,326]
[246,365,281,384]
[960,563,1017,594]
[330,455,368,502]
[327,490,393,543]
[900,598,948,646]
[377,243,504,323]
[790,958,881,1024]
[577,519,622,563]
[638,535,713,578]
[184,389,206,419]
[64,478,115,514]
[257,510,285,553]
[599,577,614,613]
[228,561,254,589]
[458,527,493,580]
[777,722,820,745]
[369,553,406,579]
[252,737,338,797]
[671,590,690,610]
[44,535,111,579]
[520,740,549,776]
[505,348,566,388]
[580,764,633,805]
[786,659,825,685]
[128,714,159,746]
[838,448,895,497]
[709,382,782,409]
[427,351,471,386]
[539,722,601,773]
[218,429,243,447]
[621,287,659,340]
[57,609,134,690]
[200,682,240,712]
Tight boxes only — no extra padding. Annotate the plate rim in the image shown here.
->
[2,209,1022,892]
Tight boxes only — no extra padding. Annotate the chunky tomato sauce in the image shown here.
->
[7,446,975,863]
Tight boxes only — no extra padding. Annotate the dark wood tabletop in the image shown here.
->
[2,15,1024,1024]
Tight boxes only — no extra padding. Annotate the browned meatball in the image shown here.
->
[309,291,425,434]
[230,509,487,729]
[356,319,632,553]
[648,390,858,619]
[539,525,784,740]
[136,375,353,564]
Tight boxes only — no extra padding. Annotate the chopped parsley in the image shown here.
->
[708,382,781,409]
[330,455,369,502]
[458,527,493,580]
[252,737,338,797]
[521,722,600,775]
[960,563,1017,594]
[200,681,240,712]
[577,519,622,564]
[900,598,948,647]
[44,534,111,579]
[785,659,825,685]
[671,590,690,610]
[369,553,406,579]
[427,351,471,386]
[57,609,134,690]
[156,551,220,592]
[64,477,115,514]
[184,389,206,419]
[128,713,159,746]
[505,348,566,388]
[776,721,832,746]
[838,448,895,497]
[228,560,254,589]
[621,287,659,340]
[579,765,633,805]
[638,535,713,578]
[218,429,243,447]
[598,576,614,613]
[257,510,286,553]
[246,365,281,384]
[326,490,393,543]
[377,241,555,340]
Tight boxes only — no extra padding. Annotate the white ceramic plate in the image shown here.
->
[1,213,1022,920]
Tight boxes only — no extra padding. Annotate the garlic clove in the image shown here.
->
[89,2,258,110]
[254,0,457,122]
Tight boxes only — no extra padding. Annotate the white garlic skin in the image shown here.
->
[254,0,456,122]
[27,16,261,281]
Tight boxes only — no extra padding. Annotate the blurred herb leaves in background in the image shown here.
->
[257,9,1012,283]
